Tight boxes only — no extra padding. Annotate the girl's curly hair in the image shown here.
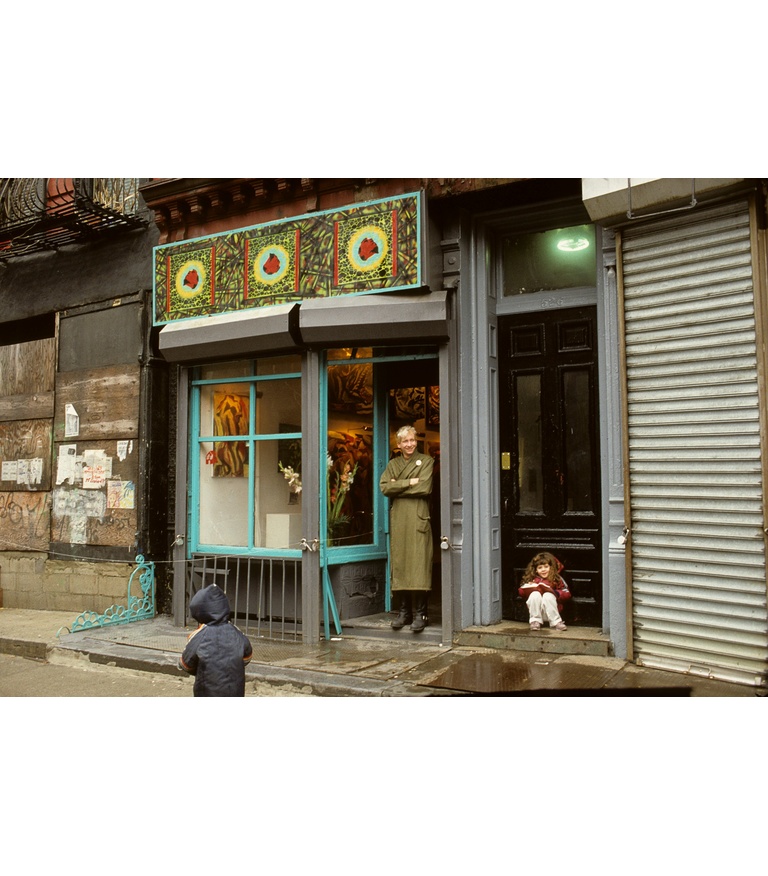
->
[521,551,564,585]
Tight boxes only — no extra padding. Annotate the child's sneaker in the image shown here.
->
[529,621,541,631]
[554,622,567,631]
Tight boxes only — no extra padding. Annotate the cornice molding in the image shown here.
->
[139,178,369,242]
[138,178,532,243]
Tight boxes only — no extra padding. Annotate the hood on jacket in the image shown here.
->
[189,584,232,625]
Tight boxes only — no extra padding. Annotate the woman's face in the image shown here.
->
[536,562,551,579]
[398,432,417,459]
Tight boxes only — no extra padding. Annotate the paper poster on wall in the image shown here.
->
[56,445,78,485]
[2,461,18,482]
[107,480,136,509]
[82,450,112,489]
[65,404,80,438]
[15,458,44,486]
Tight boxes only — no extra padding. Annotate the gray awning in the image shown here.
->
[298,289,450,347]
[157,289,451,363]
[158,303,301,364]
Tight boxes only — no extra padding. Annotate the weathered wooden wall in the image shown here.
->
[0,337,56,396]
[0,338,56,514]
[53,364,140,441]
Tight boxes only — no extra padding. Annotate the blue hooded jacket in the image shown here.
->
[179,585,253,697]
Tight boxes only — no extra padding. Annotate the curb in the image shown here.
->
[46,636,447,697]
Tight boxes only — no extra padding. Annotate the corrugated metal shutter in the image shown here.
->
[621,199,768,687]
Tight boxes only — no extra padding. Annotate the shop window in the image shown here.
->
[191,355,302,553]
[502,224,596,296]
[327,351,374,547]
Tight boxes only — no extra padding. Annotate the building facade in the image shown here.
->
[138,177,768,688]
[0,179,171,616]
[2,177,765,690]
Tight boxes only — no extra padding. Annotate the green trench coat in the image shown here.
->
[379,451,434,591]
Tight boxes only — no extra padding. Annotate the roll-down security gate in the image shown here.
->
[620,199,768,687]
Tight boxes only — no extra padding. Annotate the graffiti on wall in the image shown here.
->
[0,491,51,552]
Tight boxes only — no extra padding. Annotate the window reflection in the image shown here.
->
[503,224,596,296]
[516,374,543,512]
[327,359,374,546]
[563,369,592,512]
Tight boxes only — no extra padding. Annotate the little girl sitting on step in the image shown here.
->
[518,552,571,632]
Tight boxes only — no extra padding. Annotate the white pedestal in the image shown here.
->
[265,513,303,549]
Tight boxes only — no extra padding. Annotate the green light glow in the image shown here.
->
[556,237,590,252]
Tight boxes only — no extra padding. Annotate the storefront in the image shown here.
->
[152,190,455,644]
[146,178,634,652]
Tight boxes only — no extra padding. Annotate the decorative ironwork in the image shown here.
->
[0,178,147,260]
[57,554,156,637]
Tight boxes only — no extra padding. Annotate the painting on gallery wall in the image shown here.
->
[213,392,249,478]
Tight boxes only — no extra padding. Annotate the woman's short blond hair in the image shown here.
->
[396,425,417,442]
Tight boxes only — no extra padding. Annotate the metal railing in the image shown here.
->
[186,554,303,642]
[0,178,147,258]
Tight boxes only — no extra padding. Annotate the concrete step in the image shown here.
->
[325,612,611,657]
[454,621,612,658]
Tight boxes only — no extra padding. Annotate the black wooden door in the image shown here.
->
[499,306,602,625]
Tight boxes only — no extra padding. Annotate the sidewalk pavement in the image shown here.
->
[0,607,762,696]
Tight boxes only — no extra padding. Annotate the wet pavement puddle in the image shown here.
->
[425,652,623,694]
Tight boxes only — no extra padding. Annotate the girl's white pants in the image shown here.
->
[526,591,563,626]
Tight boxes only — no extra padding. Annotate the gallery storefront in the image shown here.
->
[152,190,457,644]
[146,179,626,650]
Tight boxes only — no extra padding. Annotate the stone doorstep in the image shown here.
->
[322,611,611,657]
[454,622,612,658]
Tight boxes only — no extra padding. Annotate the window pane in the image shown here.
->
[327,347,373,361]
[194,362,302,552]
[327,361,374,546]
[255,354,301,375]
[517,374,543,512]
[563,369,592,512]
[502,224,596,296]
[198,444,249,546]
[256,439,303,549]
[256,377,301,435]
[200,359,252,380]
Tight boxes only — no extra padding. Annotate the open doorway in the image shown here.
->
[322,348,442,641]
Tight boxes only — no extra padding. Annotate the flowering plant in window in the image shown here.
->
[327,454,358,543]
[279,462,302,494]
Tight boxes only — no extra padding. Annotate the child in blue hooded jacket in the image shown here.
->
[179,584,253,697]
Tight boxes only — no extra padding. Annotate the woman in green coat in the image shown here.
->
[379,425,434,632]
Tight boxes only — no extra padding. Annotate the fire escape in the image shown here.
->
[0,178,148,260]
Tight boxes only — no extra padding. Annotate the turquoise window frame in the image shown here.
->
[188,364,303,558]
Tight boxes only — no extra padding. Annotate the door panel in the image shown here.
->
[499,306,602,624]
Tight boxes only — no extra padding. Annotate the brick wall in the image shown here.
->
[0,552,135,613]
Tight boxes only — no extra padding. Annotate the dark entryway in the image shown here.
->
[499,306,602,625]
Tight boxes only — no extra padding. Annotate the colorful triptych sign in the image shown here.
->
[153,192,422,324]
